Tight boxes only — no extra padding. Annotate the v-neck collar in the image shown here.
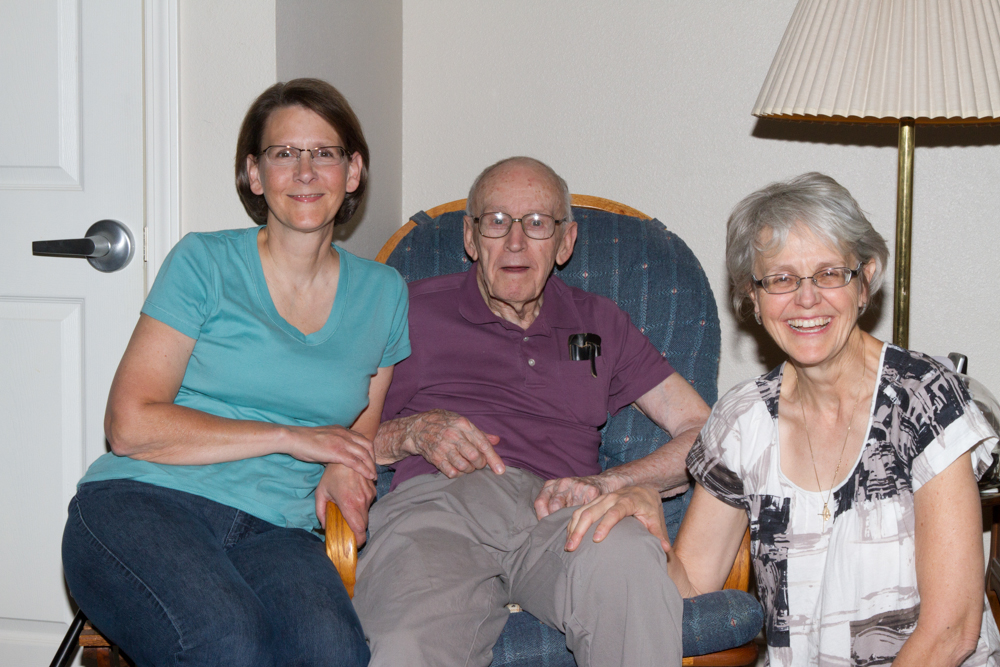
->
[246,226,347,345]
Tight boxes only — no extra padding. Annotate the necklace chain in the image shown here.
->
[797,336,868,524]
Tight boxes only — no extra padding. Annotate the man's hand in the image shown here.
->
[315,463,376,547]
[534,474,621,520]
[385,409,504,478]
[564,485,671,553]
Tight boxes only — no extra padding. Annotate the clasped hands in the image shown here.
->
[287,423,378,547]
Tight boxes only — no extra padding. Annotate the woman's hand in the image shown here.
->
[315,463,376,546]
[287,424,377,480]
[565,485,671,553]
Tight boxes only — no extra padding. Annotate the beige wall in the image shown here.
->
[178,0,402,261]
[276,0,403,261]
[179,0,276,235]
[400,0,1000,396]
[177,1,1000,397]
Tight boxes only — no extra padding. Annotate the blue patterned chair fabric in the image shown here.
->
[377,206,761,664]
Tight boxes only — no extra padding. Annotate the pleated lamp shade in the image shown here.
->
[754,0,1000,122]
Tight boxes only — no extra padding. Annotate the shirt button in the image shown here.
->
[527,358,536,366]
[523,336,530,342]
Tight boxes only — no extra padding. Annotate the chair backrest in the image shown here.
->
[377,195,720,493]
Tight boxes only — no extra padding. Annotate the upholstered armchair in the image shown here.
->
[366,196,761,666]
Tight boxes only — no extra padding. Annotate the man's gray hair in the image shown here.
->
[466,156,574,223]
[726,172,889,318]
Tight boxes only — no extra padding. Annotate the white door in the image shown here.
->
[0,1,147,664]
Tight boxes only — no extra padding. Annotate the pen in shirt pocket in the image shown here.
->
[568,333,601,378]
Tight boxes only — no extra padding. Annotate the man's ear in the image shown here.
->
[248,154,264,196]
[555,221,578,266]
[463,216,479,261]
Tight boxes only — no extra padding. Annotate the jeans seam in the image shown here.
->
[222,509,247,549]
[72,498,186,645]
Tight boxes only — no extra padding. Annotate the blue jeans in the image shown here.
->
[62,479,369,667]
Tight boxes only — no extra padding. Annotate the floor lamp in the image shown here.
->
[752,0,1000,348]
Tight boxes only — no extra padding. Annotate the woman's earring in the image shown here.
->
[754,311,762,325]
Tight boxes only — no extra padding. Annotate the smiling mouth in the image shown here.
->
[289,194,323,202]
[787,317,831,332]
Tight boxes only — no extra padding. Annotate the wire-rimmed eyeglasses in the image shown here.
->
[473,212,566,240]
[752,263,863,294]
[258,145,349,167]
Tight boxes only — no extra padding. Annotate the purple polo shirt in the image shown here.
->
[383,264,675,489]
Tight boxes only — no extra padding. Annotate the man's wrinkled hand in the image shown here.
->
[564,485,671,553]
[406,409,503,478]
[315,463,376,547]
[533,475,613,520]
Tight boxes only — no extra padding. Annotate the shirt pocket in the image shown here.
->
[550,359,611,428]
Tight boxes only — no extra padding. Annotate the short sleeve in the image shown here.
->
[605,304,674,415]
[379,270,410,368]
[908,367,999,491]
[687,385,755,510]
[141,233,219,339]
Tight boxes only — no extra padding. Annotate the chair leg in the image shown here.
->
[49,610,87,667]
[83,646,121,667]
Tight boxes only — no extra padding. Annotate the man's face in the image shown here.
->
[463,164,577,316]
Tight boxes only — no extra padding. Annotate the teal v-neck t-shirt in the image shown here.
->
[81,227,410,532]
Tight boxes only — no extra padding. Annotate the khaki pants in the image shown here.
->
[354,467,682,667]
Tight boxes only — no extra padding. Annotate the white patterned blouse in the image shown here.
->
[688,343,1000,666]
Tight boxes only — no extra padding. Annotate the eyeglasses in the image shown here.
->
[258,145,349,167]
[752,263,863,294]
[473,212,566,240]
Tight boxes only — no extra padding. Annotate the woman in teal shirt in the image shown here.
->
[62,78,409,666]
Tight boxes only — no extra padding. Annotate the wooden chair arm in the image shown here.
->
[682,641,758,666]
[722,528,752,591]
[325,501,358,598]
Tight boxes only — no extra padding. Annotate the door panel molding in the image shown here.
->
[0,0,81,190]
[0,298,84,624]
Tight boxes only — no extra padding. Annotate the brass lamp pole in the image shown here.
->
[894,119,914,348]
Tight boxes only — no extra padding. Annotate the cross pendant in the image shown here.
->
[820,504,831,522]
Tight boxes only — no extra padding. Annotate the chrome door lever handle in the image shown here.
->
[33,219,135,272]
[33,236,112,258]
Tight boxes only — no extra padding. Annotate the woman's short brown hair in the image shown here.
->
[235,78,369,226]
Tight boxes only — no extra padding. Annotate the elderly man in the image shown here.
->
[352,157,710,667]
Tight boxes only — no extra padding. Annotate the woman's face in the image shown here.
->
[247,105,362,233]
[749,224,875,369]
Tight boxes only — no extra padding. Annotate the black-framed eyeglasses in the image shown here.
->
[473,212,566,240]
[752,263,863,294]
[258,145,349,167]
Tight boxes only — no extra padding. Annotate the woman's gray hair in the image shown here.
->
[726,172,889,317]
[466,156,574,223]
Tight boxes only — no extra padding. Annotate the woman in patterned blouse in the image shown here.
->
[565,172,1000,666]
